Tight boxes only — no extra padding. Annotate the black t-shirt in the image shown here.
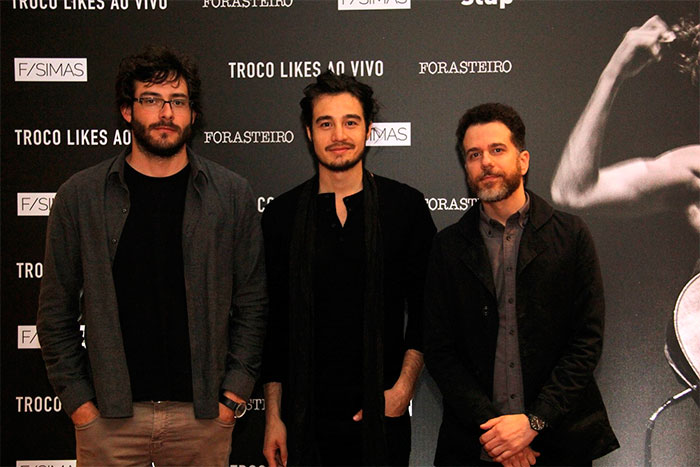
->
[313,191,365,416]
[112,162,193,402]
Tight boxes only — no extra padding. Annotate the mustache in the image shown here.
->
[479,170,503,181]
[149,121,180,131]
[325,142,355,151]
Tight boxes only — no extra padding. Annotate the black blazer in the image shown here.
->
[424,191,619,465]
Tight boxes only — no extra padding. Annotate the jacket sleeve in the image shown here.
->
[424,234,499,426]
[528,218,606,426]
[403,189,437,352]
[221,182,269,401]
[36,183,96,416]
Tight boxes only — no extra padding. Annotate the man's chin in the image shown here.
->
[138,140,185,159]
[475,186,508,202]
[318,156,363,173]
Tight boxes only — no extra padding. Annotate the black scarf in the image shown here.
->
[287,170,388,465]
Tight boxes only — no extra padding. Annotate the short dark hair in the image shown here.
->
[455,102,526,165]
[300,71,378,133]
[115,46,202,129]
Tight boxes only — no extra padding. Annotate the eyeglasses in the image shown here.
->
[133,96,192,112]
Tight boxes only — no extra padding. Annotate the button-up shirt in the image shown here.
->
[37,148,268,419]
[479,194,530,460]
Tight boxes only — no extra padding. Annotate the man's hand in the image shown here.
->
[263,415,288,467]
[479,414,537,462]
[609,15,674,79]
[501,446,540,467]
[383,384,412,417]
[70,400,100,426]
[353,350,422,421]
[218,390,243,424]
[352,385,412,421]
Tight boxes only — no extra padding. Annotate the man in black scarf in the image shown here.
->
[261,71,436,466]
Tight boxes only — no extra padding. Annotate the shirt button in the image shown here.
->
[508,297,514,304]
[510,394,517,400]
[482,306,489,317]
[111,238,117,244]
[121,208,128,214]
[509,362,515,368]
[509,329,515,336]
[506,266,513,272]
[506,235,512,241]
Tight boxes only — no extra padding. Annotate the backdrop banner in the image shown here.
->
[2,1,698,465]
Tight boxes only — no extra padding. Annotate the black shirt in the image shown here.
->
[113,162,193,402]
[261,175,436,417]
[313,190,365,415]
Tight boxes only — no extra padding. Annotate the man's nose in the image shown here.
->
[331,124,346,141]
[159,100,175,119]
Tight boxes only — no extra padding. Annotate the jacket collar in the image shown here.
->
[107,146,208,187]
[455,190,554,296]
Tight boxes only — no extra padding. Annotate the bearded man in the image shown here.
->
[423,103,619,466]
[261,71,436,466]
[37,46,267,466]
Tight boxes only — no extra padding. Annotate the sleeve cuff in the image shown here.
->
[221,369,255,401]
[59,381,96,416]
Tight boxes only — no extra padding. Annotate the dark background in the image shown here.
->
[2,0,698,465]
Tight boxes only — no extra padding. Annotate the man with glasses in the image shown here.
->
[37,46,267,465]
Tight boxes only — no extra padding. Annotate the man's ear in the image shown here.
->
[305,126,312,141]
[120,104,133,124]
[366,122,372,141]
[519,150,530,176]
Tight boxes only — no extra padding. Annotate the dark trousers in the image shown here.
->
[312,412,411,466]
[439,455,593,467]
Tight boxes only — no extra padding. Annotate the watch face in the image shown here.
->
[528,415,545,431]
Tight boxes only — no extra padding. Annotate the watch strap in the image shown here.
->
[219,393,247,419]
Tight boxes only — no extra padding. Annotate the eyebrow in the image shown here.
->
[138,91,189,98]
[314,113,363,124]
[465,142,507,153]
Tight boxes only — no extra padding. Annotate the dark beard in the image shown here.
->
[131,119,191,158]
[315,146,367,173]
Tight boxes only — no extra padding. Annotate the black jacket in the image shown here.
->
[424,191,619,464]
[262,174,436,387]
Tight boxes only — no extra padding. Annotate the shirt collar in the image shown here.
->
[107,146,207,186]
[479,191,531,229]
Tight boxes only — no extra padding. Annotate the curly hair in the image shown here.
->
[672,16,700,85]
[115,46,202,128]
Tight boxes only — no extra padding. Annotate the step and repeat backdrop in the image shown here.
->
[2,0,699,465]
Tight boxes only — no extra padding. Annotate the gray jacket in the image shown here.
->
[37,148,268,419]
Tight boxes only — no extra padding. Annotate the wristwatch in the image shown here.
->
[526,413,547,432]
[219,393,247,419]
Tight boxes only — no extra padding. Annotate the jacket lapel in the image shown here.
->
[517,191,553,275]
[457,205,497,299]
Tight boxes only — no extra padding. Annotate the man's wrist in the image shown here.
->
[220,392,247,418]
